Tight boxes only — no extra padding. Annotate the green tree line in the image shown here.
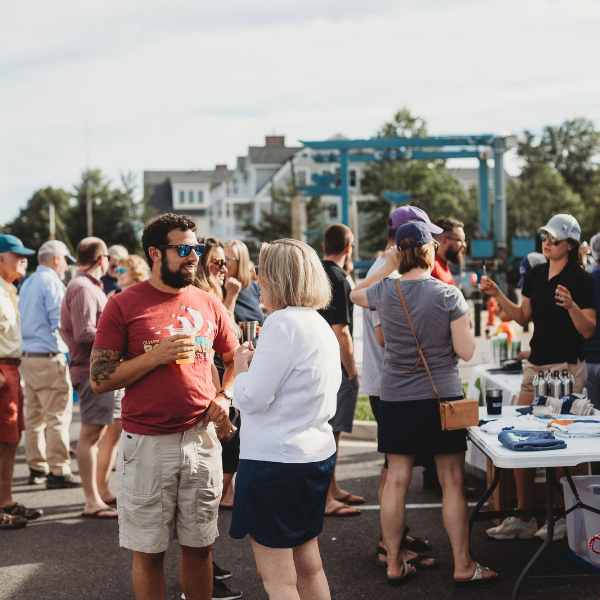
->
[2,170,155,269]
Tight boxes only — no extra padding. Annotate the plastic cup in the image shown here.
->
[170,328,197,365]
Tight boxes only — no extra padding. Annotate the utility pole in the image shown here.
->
[49,203,56,240]
[289,158,302,241]
[85,124,93,237]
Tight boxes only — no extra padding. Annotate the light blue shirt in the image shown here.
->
[19,266,68,354]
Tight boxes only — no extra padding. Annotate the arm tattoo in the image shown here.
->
[90,349,123,387]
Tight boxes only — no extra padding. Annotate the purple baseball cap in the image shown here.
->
[388,205,443,234]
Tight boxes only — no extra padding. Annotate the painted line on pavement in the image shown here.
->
[360,502,482,510]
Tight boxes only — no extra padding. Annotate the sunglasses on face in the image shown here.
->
[211,258,227,270]
[158,244,204,257]
[255,265,259,277]
[540,232,562,246]
[116,267,129,275]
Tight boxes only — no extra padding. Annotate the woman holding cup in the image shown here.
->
[231,239,340,600]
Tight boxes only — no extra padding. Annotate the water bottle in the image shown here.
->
[550,370,562,398]
[545,371,554,394]
[533,371,547,397]
[561,369,574,397]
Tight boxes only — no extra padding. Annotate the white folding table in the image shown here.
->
[468,407,600,598]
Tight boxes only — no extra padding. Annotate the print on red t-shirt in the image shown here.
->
[431,254,456,286]
[94,281,239,435]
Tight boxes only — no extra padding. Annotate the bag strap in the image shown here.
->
[396,279,443,405]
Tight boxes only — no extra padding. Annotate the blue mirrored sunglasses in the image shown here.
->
[116,267,128,275]
[158,244,204,257]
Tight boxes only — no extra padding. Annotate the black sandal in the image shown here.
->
[402,525,432,552]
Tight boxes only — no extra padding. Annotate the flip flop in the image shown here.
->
[377,546,388,567]
[333,492,365,505]
[406,554,439,570]
[387,560,417,586]
[103,498,117,508]
[81,508,118,519]
[219,504,233,510]
[454,563,499,588]
[324,503,361,517]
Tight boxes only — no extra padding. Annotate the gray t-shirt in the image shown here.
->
[366,276,469,402]
[361,256,400,396]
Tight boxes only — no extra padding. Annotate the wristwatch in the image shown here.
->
[218,389,233,404]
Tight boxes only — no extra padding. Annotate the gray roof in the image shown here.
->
[144,170,234,186]
[247,146,302,165]
[236,156,246,173]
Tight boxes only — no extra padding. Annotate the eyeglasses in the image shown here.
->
[211,258,227,270]
[254,265,259,277]
[540,232,563,246]
[442,236,467,247]
[116,267,129,275]
[158,244,204,257]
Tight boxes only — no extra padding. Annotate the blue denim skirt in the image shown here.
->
[229,453,335,548]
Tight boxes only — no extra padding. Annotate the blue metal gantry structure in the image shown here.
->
[297,134,516,259]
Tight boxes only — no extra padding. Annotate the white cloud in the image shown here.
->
[1,0,599,222]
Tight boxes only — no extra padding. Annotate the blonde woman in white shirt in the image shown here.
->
[231,239,341,600]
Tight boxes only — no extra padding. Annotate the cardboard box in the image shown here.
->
[486,459,591,525]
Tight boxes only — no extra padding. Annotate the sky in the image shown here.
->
[1,0,599,223]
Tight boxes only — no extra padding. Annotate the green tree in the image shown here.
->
[244,178,325,251]
[359,107,474,253]
[507,162,585,244]
[2,187,74,269]
[65,170,155,255]
[517,119,600,239]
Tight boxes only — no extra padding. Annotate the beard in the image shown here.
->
[160,259,196,289]
[446,247,464,265]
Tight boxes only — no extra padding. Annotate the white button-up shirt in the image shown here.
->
[0,276,22,358]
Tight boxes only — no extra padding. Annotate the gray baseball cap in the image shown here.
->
[538,214,581,241]
[38,240,76,264]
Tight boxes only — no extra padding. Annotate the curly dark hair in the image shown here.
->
[141,213,197,268]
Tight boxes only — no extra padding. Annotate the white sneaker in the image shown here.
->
[534,517,568,541]
[486,516,538,540]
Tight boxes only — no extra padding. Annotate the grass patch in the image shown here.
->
[354,394,375,421]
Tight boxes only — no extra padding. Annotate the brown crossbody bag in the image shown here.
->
[396,280,479,431]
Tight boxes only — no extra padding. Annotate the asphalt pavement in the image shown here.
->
[1,405,599,600]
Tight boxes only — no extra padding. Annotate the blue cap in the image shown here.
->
[0,235,35,256]
[396,221,437,250]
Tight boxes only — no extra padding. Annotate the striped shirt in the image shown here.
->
[60,272,107,385]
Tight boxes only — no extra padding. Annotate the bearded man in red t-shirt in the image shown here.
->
[90,214,239,600]
[431,218,467,286]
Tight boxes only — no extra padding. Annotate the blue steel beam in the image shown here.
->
[340,149,349,225]
[478,157,491,236]
[311,149,481,163]
[300,135,496,150]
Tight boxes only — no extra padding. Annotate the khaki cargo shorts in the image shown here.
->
[116,420,223,553]
[521,359,587,397]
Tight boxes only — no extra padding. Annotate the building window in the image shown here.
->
[198,191,204,204]
[329,204,338,219]
[350,170,357,187]
[189,191,194,204]
[335,168,341,187]
[179,191,185,204]
[296,170,308,187]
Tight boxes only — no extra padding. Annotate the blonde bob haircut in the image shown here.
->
[225,239,250,290]
[258,239,331,311]
[397,237,436,274]
[117,254,150,284]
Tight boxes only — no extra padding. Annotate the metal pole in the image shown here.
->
[340,149,349,226]
[49,203,56,240]
[350,191,359,260]
[494,138,507,290]
[478,155,490,236]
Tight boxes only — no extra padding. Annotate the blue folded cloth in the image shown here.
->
[498,430,567,451]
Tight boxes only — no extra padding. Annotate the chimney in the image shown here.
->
[215,165,228,171]
[265,135,285,147]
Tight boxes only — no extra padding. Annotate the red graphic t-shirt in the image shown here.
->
[94,281,239,435]
[431,254,456,286]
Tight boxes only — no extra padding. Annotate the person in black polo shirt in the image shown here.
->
[480,214,596,541]
[319,224,364,517]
